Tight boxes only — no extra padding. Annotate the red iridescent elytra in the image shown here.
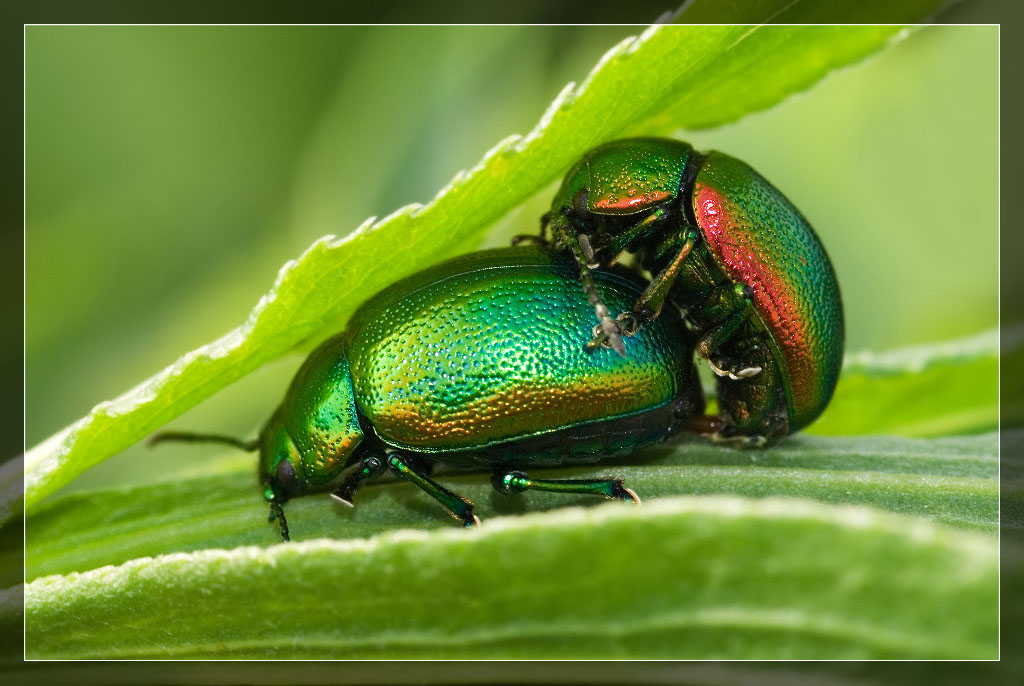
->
[692,152,843,431]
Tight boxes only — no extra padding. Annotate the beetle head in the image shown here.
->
[547,138,693,263]
[258,407,304,542]
[260,412,304,500]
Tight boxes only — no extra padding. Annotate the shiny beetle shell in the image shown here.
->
[230,245,703,538]
[546,138,844,440]
[691,151,843,431]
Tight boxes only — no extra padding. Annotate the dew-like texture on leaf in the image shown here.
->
[23,25,907,511]
[24,497,997,660]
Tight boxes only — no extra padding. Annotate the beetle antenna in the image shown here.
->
[268,500,290,542]
[550,213,625,356]
[147,431,259,452]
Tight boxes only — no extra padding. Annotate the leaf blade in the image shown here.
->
[25,432,997,580]
[24,497,998,660]
[807,328,1000,436]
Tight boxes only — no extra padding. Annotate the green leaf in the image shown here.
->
[24,25,909,511]
[24,497,997,659]
[807,328,999,437]
[676,0,946,23]
[25,432,996,581]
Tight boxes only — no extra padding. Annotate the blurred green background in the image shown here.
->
[25,25,997,491]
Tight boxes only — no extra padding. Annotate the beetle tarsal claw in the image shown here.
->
[615,311,641,336]
[588,321,625,356]
[330,491,355,507]
[706,358,731,377]
[708,432,768,448]
[603,323,626,356]
[707,357,763,380]
[621,486,641,505]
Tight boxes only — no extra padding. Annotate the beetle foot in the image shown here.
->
[453,504,480,527]
[448,500,480,528]
[611,482,642,505]
[707,356,762,380]
[615,311,642,336]
[587,318,626,356]
[587,311,642,355]
[330,490,356,507]
[707,432,768,448]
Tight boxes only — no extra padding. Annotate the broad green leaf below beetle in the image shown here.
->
[24,431,996,581]
[23,497,997,660]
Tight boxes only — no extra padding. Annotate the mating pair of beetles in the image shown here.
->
[153,138,844,541]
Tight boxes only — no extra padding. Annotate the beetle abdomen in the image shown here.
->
[346,250,695,452]
[692,152,844,430]
[436,400,682,467]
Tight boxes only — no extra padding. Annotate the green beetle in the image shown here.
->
[536,138,844,443]
[152,246,703,541]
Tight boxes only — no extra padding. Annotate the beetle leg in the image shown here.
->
[512,211,555,246]
[608,207,671,256]
[628,227,697,323]
[491,469,640,504]
[550,213,627,356]
[539,210,551,240]
[685,415,768,448]
[587,226,697,352]
[330,454,386,506]
[707,353,763,381]
[696,283,761,378]
[708,432,768,448]
[386,453,480,527]
[267,498,290,542]
[511,234,550,247]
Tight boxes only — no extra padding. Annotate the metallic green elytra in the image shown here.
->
[540,137,844,444]
[152,246,703,541]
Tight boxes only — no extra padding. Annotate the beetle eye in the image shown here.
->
[275,457,300,496]
[573,188,590,221]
